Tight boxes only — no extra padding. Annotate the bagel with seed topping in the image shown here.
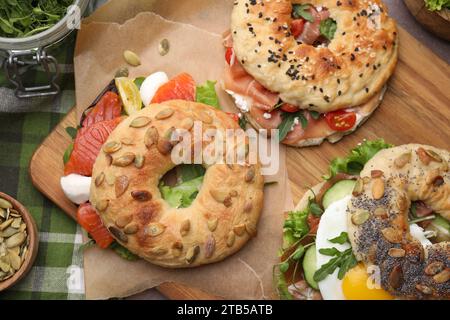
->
[89,100,264,268]
[223,0,397,147]
[348,144,449,299]
[275,140,449,300]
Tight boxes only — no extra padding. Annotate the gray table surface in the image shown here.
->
[128,0,450,300]
[386,0,450,63]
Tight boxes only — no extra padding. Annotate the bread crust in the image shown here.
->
[90,100,264,268]
[231,0,398,113]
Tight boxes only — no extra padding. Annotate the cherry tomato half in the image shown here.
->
[324,110,357,131]
[280,103,299,113]
[226,112,239,122]
[291,19,305,38]
[225,47,234,65]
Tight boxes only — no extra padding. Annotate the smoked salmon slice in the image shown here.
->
[64,117,122,176]
[77,202,114,249]
[82,91,122,127]
[151,73,196,104]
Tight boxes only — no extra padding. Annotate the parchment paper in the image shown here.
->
[74,0,294,300]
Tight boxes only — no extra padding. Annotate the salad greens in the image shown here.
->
[159,164,206,209]
[425,0,450,11]
[277,111,308,141]
[275,195,322,299]
[313,233,357,283]
[133,76,146,89]
[196,80,221,109]
[319,18,337,40]
[0,0,74,38]
[238,114,248,130]
[323,139,393,180]
[79,238,138,261]
[328,231,349,245]
[110,241,139,261]
[63,126,77,164]
[292,3,314,22]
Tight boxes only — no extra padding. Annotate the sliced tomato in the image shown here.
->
[225,47,234,65]
[324,110,357,131]
[280,103,299,113]
[82,91,122,128]
[307,214,320,235]
[291,19,305,38]
[77,203,114,249]
[226,112,239,122]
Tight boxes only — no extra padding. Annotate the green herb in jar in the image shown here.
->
[0,0,74,38]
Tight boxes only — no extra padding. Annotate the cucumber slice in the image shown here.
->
[303,244,319,290]
[322,180,356,209]
[426,215,450,242]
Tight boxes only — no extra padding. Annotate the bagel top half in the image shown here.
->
[231,0,398,113]
[89,100,264,268]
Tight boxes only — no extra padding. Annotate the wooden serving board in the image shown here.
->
[29,28,450,300]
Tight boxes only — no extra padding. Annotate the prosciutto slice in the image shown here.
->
[223,60,279,111]
[297,7,330,45]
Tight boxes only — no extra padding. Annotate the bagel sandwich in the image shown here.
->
[275,140,449,300]
[223,0,398,147]
[60,71,265,267]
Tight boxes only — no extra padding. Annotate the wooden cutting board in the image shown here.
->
[29,28,450,300]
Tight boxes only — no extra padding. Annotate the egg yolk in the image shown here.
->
[342,263,394,300]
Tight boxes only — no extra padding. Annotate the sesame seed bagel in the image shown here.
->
[348,144,449,299]
[89,100,264,268]
[231,0,398,113]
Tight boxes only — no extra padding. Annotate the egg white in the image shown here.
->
[315,196,352,300]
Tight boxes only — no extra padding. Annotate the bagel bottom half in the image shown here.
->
[90,100,265,268]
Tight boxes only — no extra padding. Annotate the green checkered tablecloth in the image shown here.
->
[0,32,85,300]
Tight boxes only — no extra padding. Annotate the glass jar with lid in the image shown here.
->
[0,0,90,98]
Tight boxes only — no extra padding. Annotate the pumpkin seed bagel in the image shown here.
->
[89,100,264,268]
[231,0,398,113]
[348,144,449,299]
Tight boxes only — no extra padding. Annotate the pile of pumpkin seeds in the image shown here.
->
[0,197,29,281]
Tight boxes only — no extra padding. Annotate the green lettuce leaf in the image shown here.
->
[319,18,337,40]
[425,0,450,11]
[196,80,220,109]
[324,139,393,180]
[160,175,204,208]
[177,164,205,182]
[110,241,139,261]
[63,143,74,165]
[283,208,310,248]
[292,4,314,22]
[134,76,146,89]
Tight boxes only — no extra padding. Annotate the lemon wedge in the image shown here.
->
[115,77,142,115]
